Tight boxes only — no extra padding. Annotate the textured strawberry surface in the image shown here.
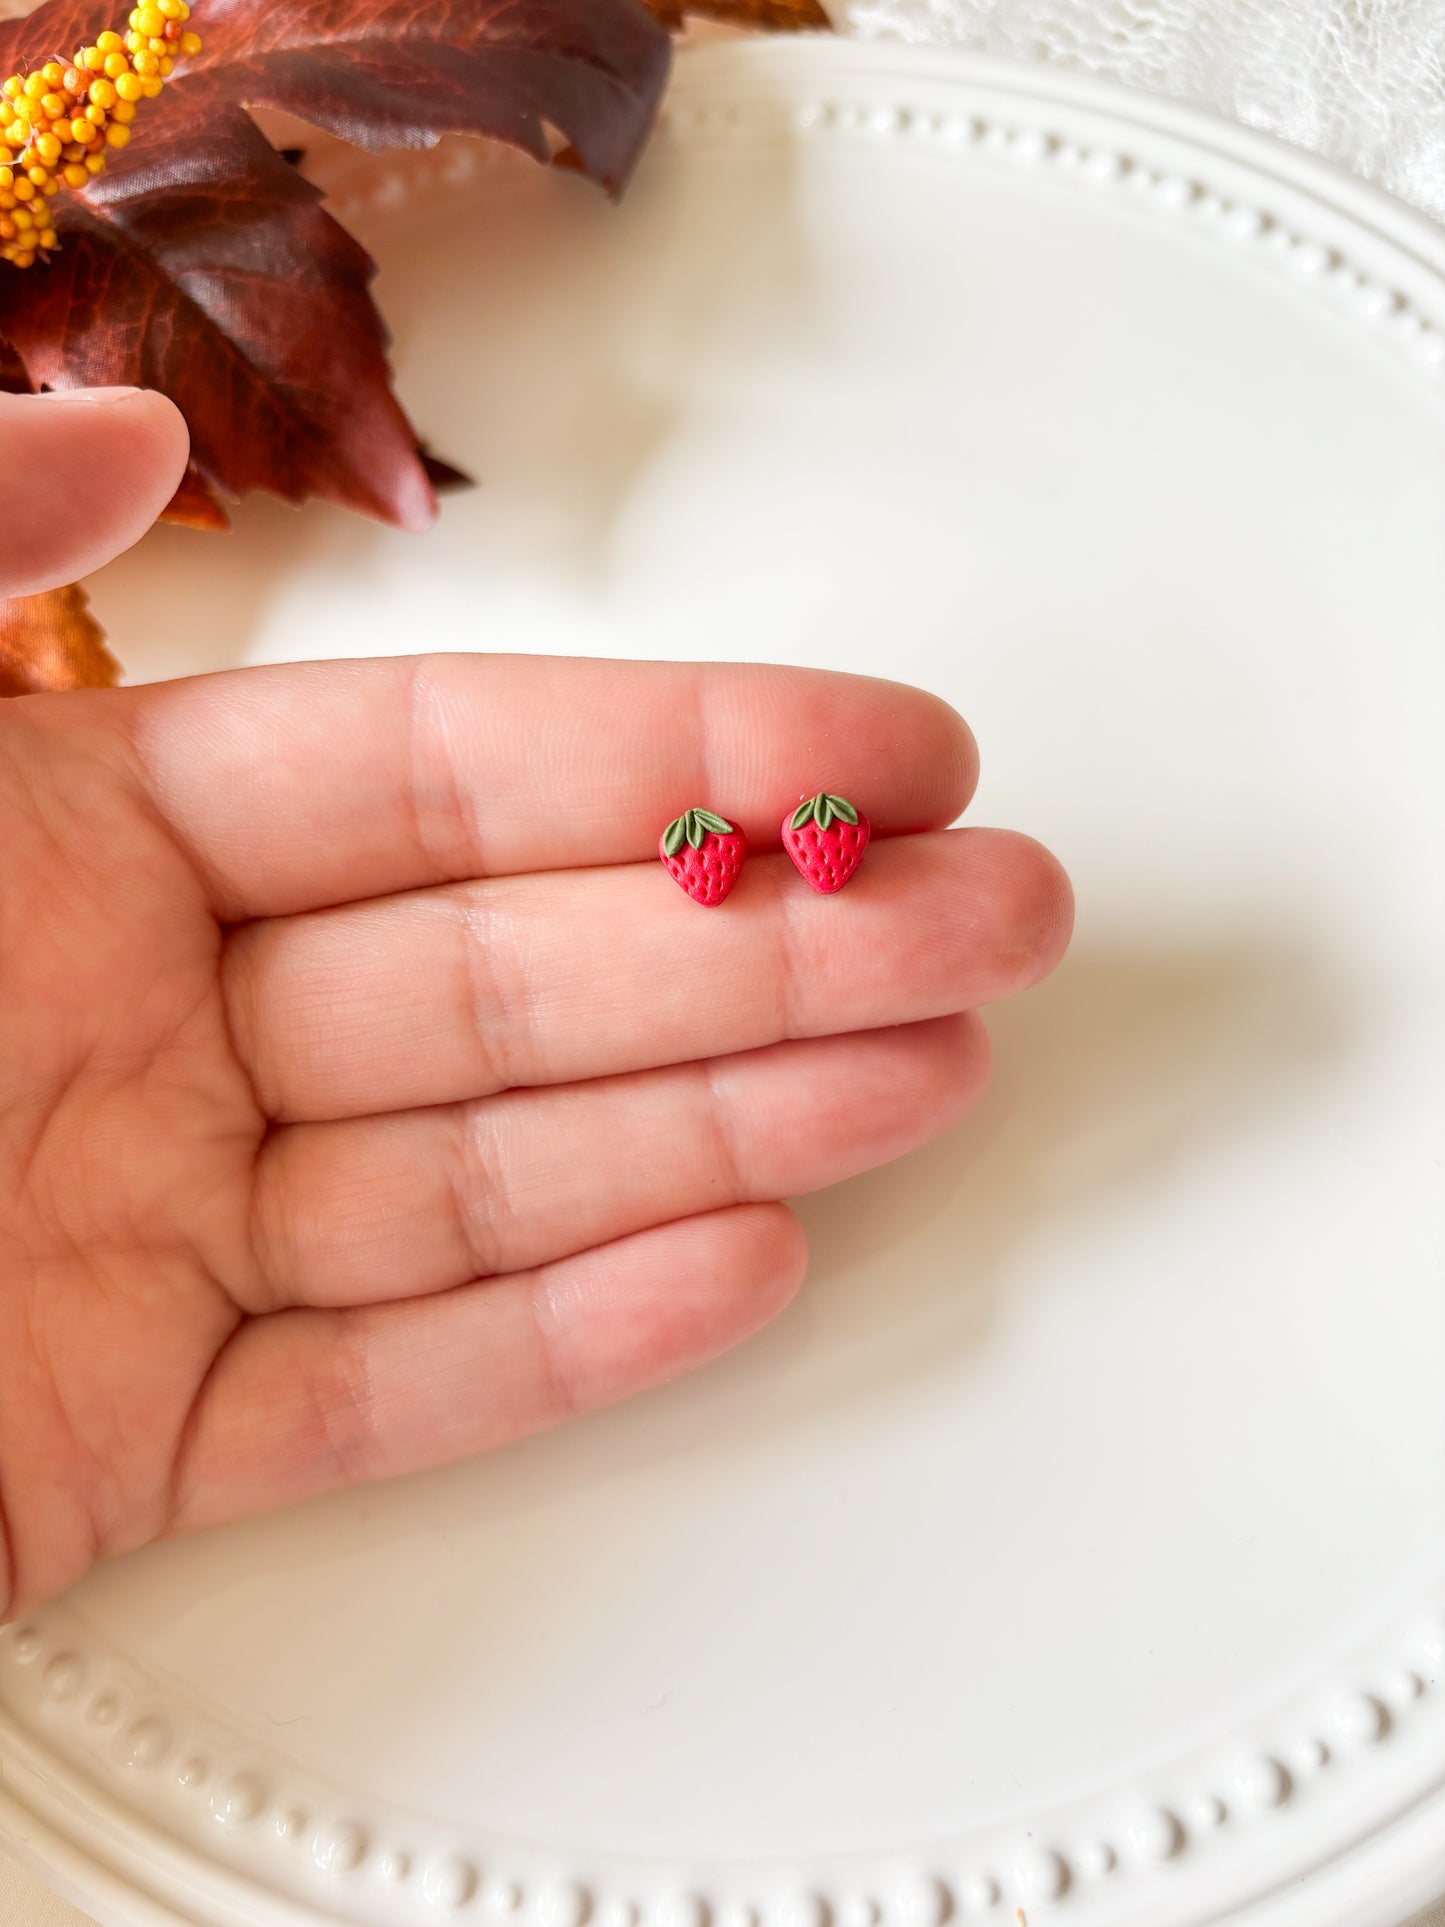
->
[782,812,870,894]
[660,829,747,906]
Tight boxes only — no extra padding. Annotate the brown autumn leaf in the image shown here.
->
[417,444,478,494]
[644,0,831,28]
[162,466,232,532]
[0,584,119,696]
[0,99,435,526]
[0,338,29,393]
[0,0,671,528]
[0,0,812,695]
[184,0,672,189]
[0,336,236,530]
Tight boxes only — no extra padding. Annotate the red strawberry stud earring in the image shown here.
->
[782,792,870,894]
[660,808,748,906]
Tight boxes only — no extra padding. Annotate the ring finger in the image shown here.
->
[244,1014,990,1310]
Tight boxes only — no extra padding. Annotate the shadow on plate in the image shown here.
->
[70,930,1356,1667]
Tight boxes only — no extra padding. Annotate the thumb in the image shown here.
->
[0,387,190,598]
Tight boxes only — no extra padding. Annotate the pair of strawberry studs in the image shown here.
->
[659,792,870,907]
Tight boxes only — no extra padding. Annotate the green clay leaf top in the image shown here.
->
[666,807,735,857]
[791,792,861,832]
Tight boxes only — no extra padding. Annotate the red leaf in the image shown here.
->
[0,0,670,528]
[182,0,671,195]
[0,97,434,528]
[643,0,829,27]
[0,339,30,394]
[0,5,116,79]
[162,465,232,530]
[0,0,671,196]
[417,444,477,493]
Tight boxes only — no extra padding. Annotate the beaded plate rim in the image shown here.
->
[3,36,1444,1927]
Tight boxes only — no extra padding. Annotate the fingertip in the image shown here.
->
[908,1008,995,1140]
[1004,831,1076,989]
[651,1201,807,1376]
[783,667,981,838]
[726,1200,810,1323]
[906,683,981,826]
[899,1009,994,1125]
[736,1016,994,1187]
[77,386,192,504]
[841,671,980,829]
[956,1005,994,1083]
[735,662,986,844]
[121,385,191,470]
[541,1203,807,1414]
[0,386,190,596]
[917,826,1074,1001]
[627,1200,808,1370]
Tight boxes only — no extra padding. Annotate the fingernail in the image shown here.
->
[25,385,147,405]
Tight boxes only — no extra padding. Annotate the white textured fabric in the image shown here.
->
[827,0,1445,224]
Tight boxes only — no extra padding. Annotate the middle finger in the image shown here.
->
[226,828,1071,1123]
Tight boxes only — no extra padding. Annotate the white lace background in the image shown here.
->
[824,0,1445,224]
[0,0,1442,1921]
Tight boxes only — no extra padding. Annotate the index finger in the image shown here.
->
[124,654,979,919]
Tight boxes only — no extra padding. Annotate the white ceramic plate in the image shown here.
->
[3,37,1444,1927]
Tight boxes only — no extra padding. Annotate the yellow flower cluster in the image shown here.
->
[0,1,201,267]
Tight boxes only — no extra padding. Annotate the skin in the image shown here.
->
[0,389,1074,1620]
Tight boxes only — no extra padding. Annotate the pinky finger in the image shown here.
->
[167,1205,806,1533]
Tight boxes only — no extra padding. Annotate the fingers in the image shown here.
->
[226,828,1073,1123]
[0,389,189,596]
[169,1204,805,1532]
[125,654,978,919]
[246,1015,989,1310]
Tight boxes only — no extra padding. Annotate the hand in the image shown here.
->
[0,389,1074,1620]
